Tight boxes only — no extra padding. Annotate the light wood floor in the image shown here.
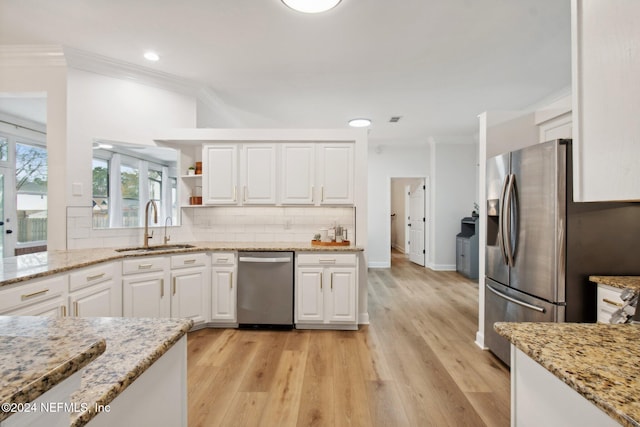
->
[187,251,510,427]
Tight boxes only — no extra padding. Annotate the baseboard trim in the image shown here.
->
[429,263,456,271]
[368,261,390,268]
[358,312,370,325]
[475,331,487,350]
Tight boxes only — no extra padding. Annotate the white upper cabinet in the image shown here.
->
[318,143,354,205]
[203,144,238,205]
[280,143,316,204]
[572,0,640,201]
[241,144,277,204]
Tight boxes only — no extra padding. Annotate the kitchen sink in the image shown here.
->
[115,244,196,253]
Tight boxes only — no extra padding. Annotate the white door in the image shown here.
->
[202,145,238,205]
[172,268,206,324]
[318,143,354,204]
[326,268,357,323]
[242,144,276,204]
[280,143,315,204]
[409,181,426,266]
[0,165,16,258]
[211,266,236,322]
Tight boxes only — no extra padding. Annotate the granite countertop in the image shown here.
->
[0,316,193,426]
[0,241,364,288]
[590,276,640,292]
[494,322,640,427]
[0,317,106,423]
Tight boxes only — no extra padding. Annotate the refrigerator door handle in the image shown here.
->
[498,175,510,265]
[504,174,516,267]
[486,283,546,313]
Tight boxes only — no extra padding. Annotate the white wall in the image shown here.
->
[65,68,197,247]
[429,142,477,270]
[367,145,430,268]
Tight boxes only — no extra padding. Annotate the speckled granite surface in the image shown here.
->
[590,276,640,292]
[495,322,640,427]
[0,317,106,422]
[0,316,192,426]
[0,242,363,288]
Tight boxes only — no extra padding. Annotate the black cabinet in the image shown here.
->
[456,217,478,279]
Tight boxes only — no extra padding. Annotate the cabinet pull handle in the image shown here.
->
[230,272,233,289]
[61,305,67,317]
[21,289,49,300]
[603,298,623,308]
[173,277,177,295]
[319,259,336,264]
[218,257,228,262]
[138,263,153,269]
[74,301,79,316]
[86,273,105,281]
[183,259,196,264]
[321,186,324,202]
[160,279,164,298]
[330,272,333,290]
[320,274,323,290]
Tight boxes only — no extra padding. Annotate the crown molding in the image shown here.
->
[63,46,201,96]
[0,45,66,67]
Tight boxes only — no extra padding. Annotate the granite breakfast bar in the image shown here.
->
[0,316,192,427]
[495,322,640,427]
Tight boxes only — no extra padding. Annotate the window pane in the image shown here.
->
[92,158,109,228]
[148,169,162,216]
[0,137,8,162]
[16,143,47,244]
[121,164,139,227]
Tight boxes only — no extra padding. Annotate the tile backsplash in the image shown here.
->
[67,206,355,249]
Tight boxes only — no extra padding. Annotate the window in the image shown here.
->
[0,137,8,162]
[92,158,109,228]
[120,164,139,227]
[149,168,162,216]
[16,142,47,244]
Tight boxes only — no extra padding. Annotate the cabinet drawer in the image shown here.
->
[69,262,117,291]
[122,257,166,275]
[0,275,68,312]
[211,252,236,266]
[596,284,623,323]
[171,253,209,269]
[297,253,357,266]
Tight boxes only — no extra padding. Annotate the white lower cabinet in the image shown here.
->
[122,256,170,318]
[0,274,68,317]
[295,253,357,330]
[210,252,236,324]
[69,262,121,317]
[596,284,623,324]
[170,253,209,326]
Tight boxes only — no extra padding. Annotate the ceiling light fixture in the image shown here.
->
[143,51,160,61]
[348,118,372,128]
[281,0,342,14]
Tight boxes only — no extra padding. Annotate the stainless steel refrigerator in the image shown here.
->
[484,139,640,365]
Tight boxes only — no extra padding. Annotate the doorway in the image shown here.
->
[390,177,428,267]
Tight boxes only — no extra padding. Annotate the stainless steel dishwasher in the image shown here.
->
[237,251,294,329]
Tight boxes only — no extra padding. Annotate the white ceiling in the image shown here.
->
[0,0,571,145]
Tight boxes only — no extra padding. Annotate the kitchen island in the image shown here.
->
[495,322,639,427]
[0,316,192,427]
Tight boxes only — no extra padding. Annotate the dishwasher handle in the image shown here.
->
[239,256,292,263]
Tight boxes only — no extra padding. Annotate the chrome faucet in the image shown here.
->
[143,200,158,248]
[163,216,172,245]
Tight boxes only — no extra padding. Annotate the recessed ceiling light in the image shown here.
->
[144,51,160,62]
[281,0,342,14]
[348,118,372,128]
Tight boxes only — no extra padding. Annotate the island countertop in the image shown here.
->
[0,241,364,288]
[590,276,640,292]
[494,322,640,427]
[0,316,193,427]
